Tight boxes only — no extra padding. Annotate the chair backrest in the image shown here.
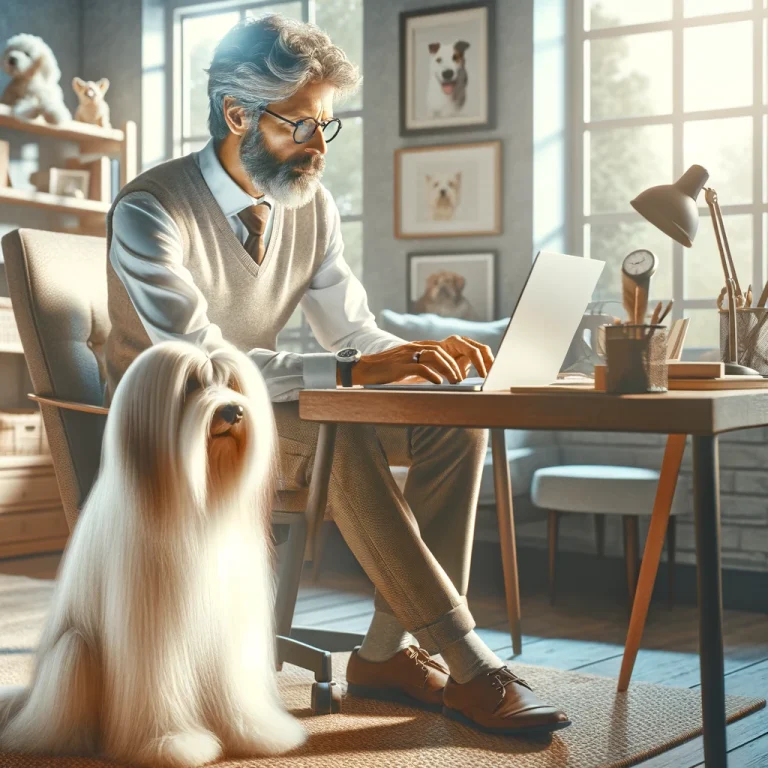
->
[1,229,111,532]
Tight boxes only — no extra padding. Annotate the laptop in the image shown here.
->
[364,251,605,392]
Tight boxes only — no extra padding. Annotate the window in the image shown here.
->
[172,0,363,353]
[570,1,767,353]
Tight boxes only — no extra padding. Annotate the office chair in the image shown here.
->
[2,228,360,715]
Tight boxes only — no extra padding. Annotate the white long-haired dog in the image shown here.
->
[0,341,306,766]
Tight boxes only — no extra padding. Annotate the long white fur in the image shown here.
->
[0,341,305,766]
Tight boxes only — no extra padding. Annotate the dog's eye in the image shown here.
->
[436,57,442,63]
[184,377,201,397]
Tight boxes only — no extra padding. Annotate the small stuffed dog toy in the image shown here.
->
[0,34,71,124]
[73,77,111,129]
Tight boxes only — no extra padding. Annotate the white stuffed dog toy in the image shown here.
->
[1,34,71,124]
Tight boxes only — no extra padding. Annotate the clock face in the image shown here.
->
[622,249,657,278]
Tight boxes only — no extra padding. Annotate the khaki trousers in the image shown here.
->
[274,402,488,653]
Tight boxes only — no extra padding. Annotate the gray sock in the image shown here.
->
[439,629,504,684]
[358,610,419,662]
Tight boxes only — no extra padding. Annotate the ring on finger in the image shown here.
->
[412,350,424,363]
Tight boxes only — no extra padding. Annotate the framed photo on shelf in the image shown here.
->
[407,251,497,322]
[400,1,495,136]
[395,140,501,238]
[49,168,90,199]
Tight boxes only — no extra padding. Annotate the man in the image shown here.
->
[104,15,569,736]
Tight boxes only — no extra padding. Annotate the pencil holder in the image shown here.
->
[605,325,668,394]
[719,308,768,374]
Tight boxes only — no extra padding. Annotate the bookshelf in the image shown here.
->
[0,104,137,233]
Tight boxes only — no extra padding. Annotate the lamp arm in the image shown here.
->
[704,187,733,290]
[712,191,742,298]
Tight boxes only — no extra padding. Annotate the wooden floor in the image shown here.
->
[3,552,767,767]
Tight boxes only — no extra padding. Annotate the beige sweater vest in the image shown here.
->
[103,154,330,404]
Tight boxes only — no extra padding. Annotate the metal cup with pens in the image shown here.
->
[605,324,668,393]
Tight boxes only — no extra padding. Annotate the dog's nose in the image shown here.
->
[218,404,243,425]
[8,56,17,67]
[442,68,454,80]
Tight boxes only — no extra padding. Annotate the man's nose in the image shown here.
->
[304,126,327,156]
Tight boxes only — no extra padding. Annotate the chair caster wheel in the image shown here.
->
[311,681,342,715]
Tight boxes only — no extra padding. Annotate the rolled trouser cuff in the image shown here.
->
[410,596,476,652]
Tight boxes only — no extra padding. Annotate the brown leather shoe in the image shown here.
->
[346,645,449,712]
[443,665,571,736]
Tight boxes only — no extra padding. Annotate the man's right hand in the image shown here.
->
[347,338,493,386]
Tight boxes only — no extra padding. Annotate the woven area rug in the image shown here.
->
[0,574,763,768]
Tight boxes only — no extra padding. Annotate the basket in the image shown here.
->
[719,308,768,375]
[0,410,49,455]
[0,298,22,352]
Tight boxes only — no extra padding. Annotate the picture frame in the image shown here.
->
[49,168,90,199]
[395,140,502,239]
[400,1,495,136]
[407,250,497,322]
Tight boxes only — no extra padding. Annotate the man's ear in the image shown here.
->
[222,96,250,137]
[97,78,110,95]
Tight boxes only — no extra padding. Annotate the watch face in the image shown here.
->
[337,348,359,360]
[622,249,657,277]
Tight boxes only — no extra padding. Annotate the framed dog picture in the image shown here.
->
[395,141,501,238]
[400,1,495,136]
[407,251,497,321]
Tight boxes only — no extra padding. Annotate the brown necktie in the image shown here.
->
[237,202,271,265]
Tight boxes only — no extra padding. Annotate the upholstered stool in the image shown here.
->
[531,465,679,607]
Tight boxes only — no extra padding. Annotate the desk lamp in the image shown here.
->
[630,164,758,376]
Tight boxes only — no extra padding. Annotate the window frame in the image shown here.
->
[568,0,767,350]
[168,0,363,353]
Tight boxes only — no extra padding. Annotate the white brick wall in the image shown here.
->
[521,428,768,572]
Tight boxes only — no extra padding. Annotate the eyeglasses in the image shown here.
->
[263,108,342,144]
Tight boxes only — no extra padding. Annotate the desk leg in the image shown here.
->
[693,435,727,768]
[618,433,687,692]
[491,429,522,656]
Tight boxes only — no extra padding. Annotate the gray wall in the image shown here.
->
[363,0,535,319]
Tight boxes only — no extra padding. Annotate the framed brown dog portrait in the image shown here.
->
[407,251,497,321]
[395,141,501,238]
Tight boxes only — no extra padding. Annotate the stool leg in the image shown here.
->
[594,514,606,557]
[623,515,640,605]
[667,516,677,609]
[548,510,560,606]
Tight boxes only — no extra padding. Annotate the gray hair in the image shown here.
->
[206,14,361,141]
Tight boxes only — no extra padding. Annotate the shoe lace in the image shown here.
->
[487,665,532,694]
[405,646,448,679]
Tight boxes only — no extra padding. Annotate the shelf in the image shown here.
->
[0,105,124,154]
[0,186,110,216]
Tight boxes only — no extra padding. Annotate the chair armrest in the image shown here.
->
[28,393,109,415]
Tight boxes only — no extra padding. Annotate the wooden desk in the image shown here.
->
[299,387,768,768]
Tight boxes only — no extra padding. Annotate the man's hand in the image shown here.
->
[346,336,494,386]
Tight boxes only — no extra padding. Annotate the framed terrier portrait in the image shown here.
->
[400,1,495,136]
[395,141,502,238]
[407,251,497,322]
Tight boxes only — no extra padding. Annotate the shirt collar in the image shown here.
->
[196,139,273,217]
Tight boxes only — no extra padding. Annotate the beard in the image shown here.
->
[239,124,326,210]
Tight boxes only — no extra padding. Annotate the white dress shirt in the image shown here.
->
[109,139,404,401]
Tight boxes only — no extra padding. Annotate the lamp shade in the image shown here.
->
[630,164,710,248]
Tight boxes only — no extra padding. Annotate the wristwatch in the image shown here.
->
[335,347,362,387]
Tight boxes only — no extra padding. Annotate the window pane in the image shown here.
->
[684,309,720,351]
[586,0,672,31]
[340,220,362,280]
[246,3,302,22]
[686,214,752,299]
[684,0,751,17]
[183,139,208,155]
[684,116,752,205]
[586,220,674,309]
[315,0,363,110]
[588,125,673,215]
[321,115,362,216]
[684,22,752,112]
[588,32,672,121]
[182,11,240,139]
